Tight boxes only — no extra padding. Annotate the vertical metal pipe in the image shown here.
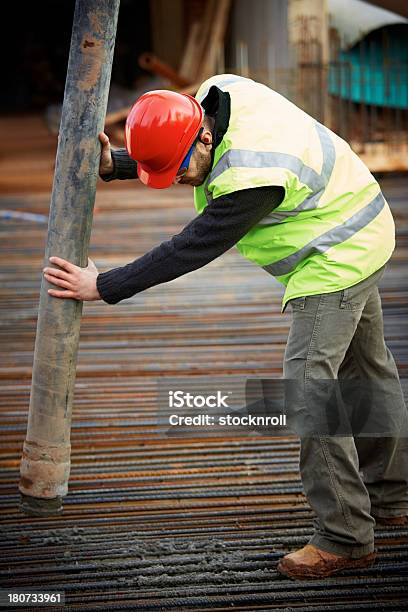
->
[19,0,120,516]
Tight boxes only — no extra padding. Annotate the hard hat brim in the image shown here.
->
[137,163,179,189]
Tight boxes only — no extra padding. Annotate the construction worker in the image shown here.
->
[43,74,408,580]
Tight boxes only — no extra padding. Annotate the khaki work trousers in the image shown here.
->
[283,265,408,557]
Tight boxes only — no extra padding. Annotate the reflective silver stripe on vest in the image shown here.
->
[208,149,321,190]
[259,122,336,225]
[205,121,335,214]
[263,192,385,277]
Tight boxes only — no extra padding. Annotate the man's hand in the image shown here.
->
[98,132,114,176]
[43,256,101,301]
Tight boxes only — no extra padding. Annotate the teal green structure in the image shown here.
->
[329,25,408,109]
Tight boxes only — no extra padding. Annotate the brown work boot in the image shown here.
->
[277,544,376,580]
[374,515,408,526]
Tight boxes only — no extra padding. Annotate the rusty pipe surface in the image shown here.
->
[19,0,120,513]
[138,52,191,88]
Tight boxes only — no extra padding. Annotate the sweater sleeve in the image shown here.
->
[96,186,284,304]
[100,148,138,182]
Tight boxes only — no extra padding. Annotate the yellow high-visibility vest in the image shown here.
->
[194,74,395,311]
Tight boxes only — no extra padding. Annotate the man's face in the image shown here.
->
[173,123,213,187]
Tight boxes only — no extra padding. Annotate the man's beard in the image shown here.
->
[180,174,206,186]
[179,150,211,186]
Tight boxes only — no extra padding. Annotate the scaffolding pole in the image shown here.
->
[19,0,120,516]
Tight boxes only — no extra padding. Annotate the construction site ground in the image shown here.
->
[1,115,408,610]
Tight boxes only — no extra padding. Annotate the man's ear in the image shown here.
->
[200,128,213,145]
[200,115,215,145]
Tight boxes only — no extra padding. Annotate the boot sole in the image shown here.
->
[277,551,376,580]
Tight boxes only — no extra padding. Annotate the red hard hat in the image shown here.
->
[124,90,204,189]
